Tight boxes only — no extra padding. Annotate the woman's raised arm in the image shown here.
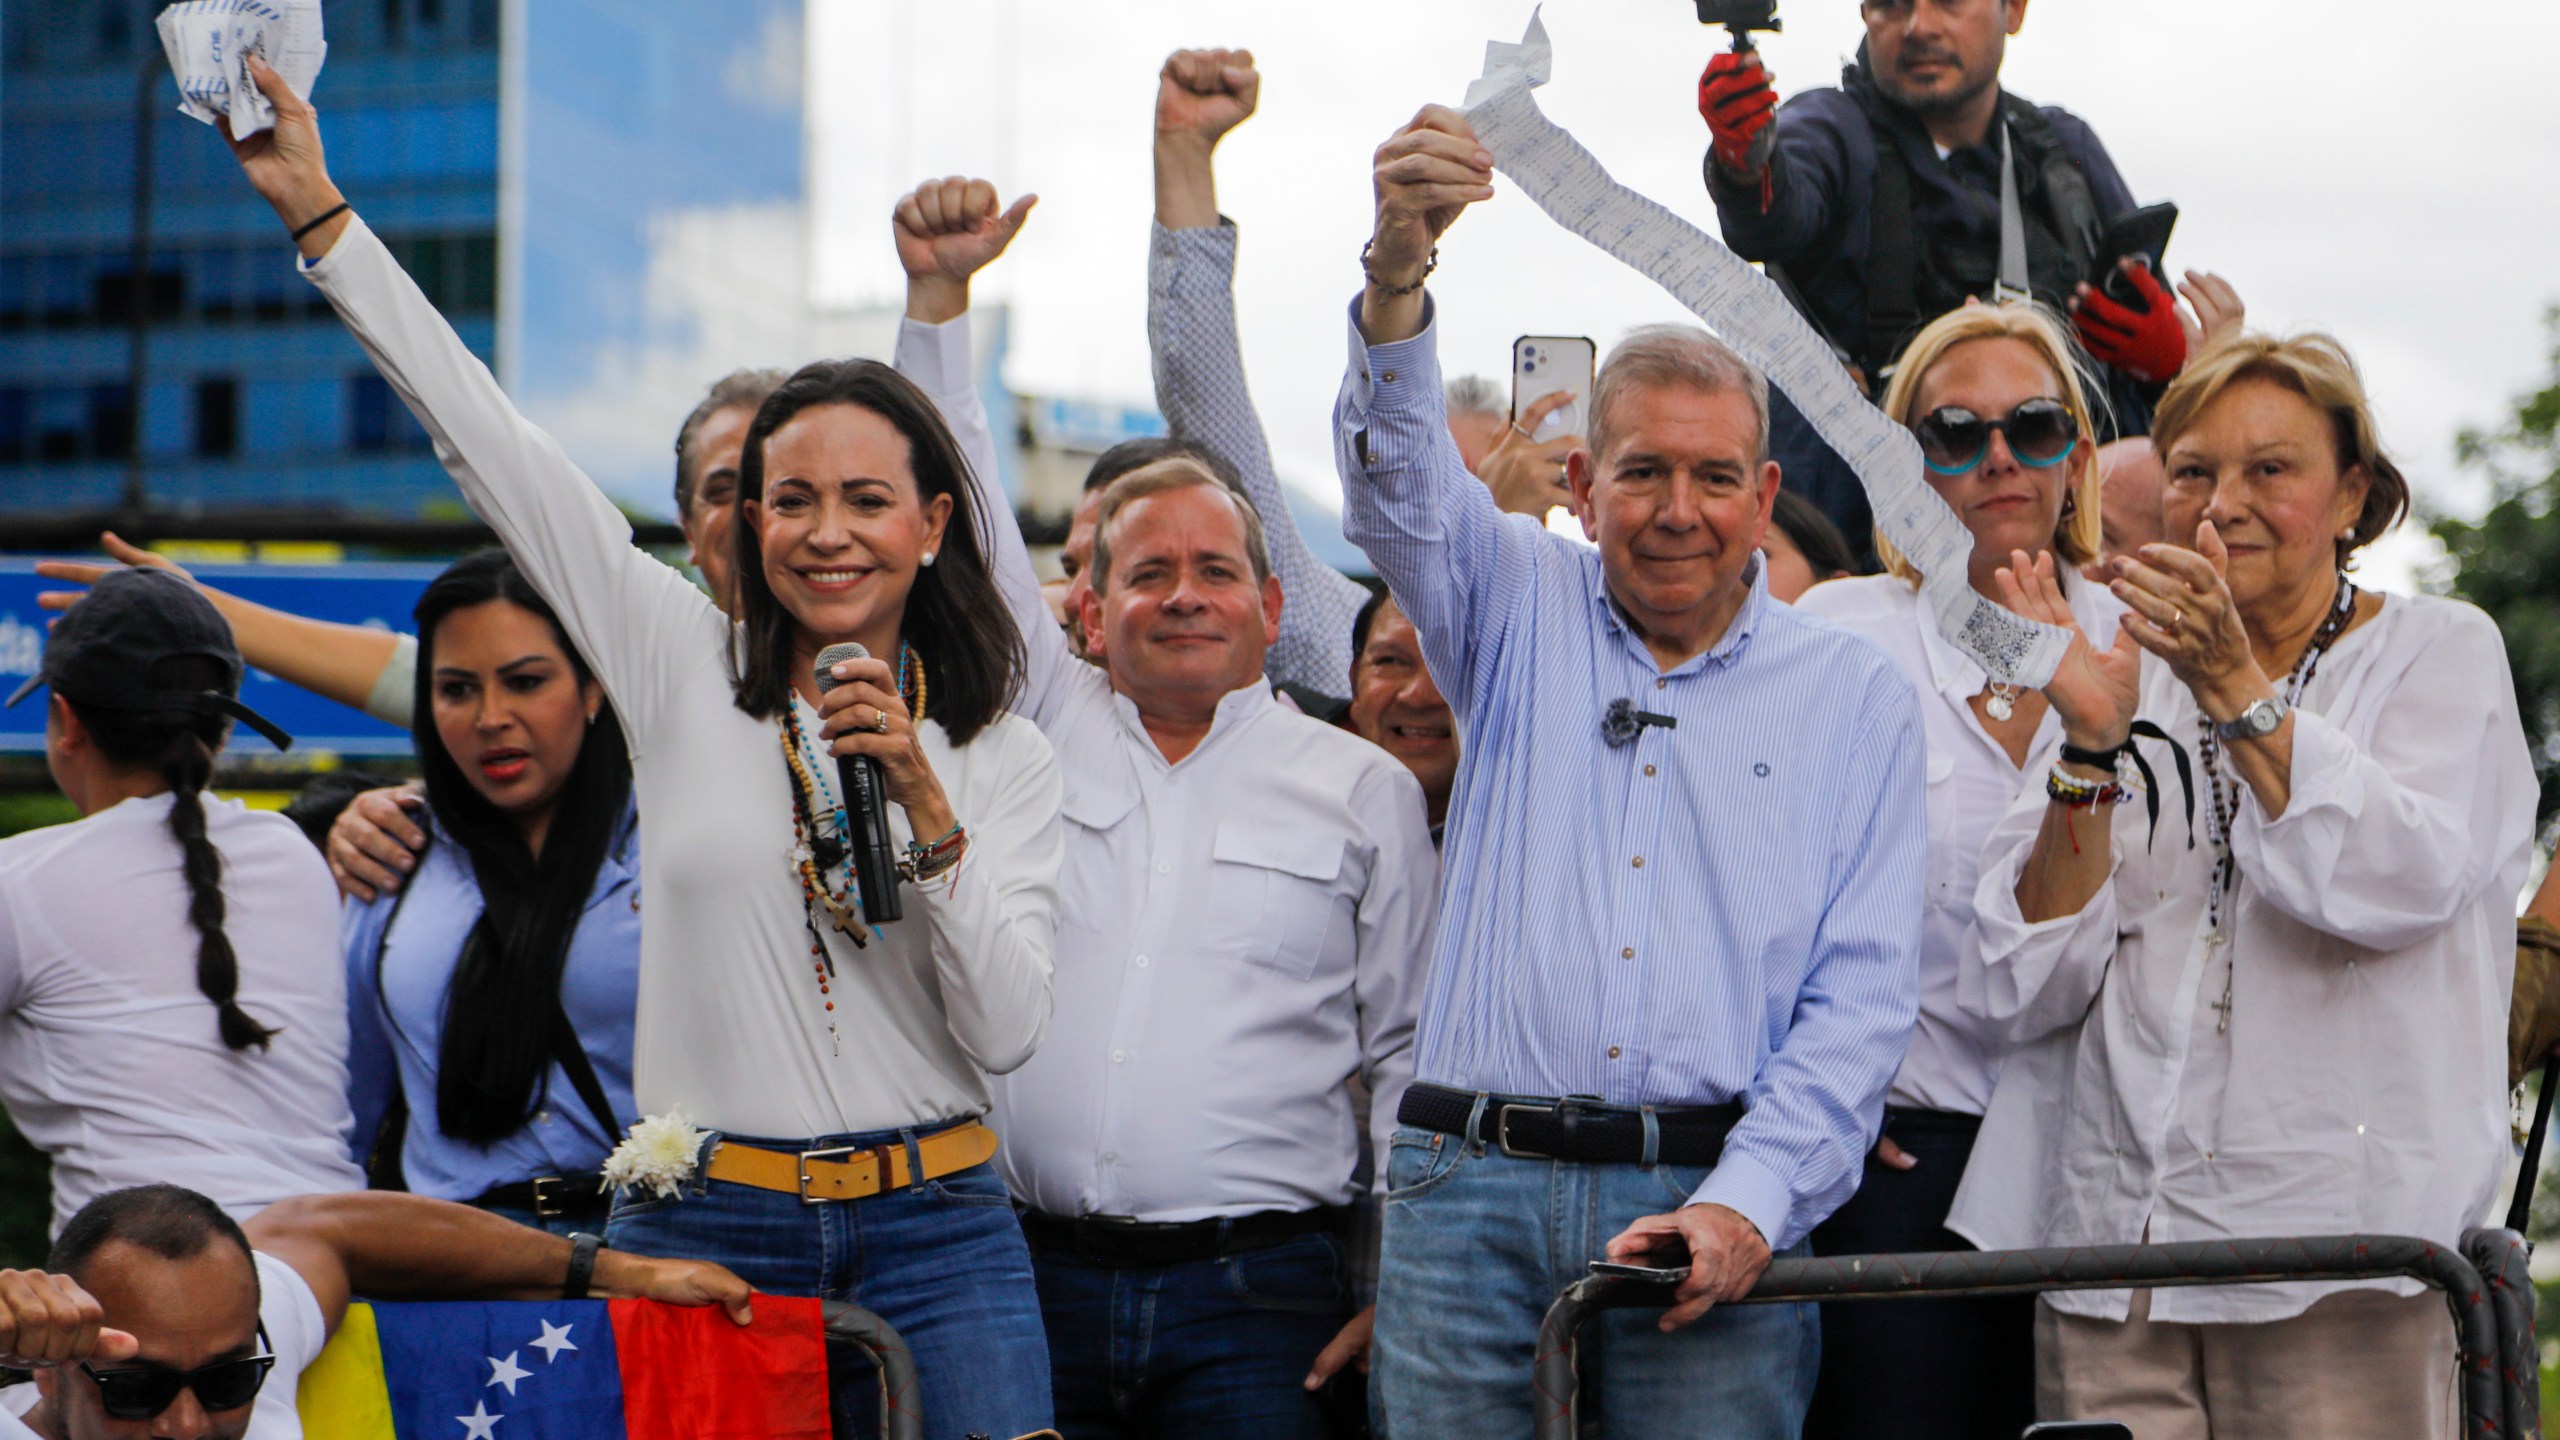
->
[216,55,718,734]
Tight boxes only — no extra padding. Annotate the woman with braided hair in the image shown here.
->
[0,568,362,1234]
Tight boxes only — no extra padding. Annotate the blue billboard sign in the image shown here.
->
[0,560,437,757]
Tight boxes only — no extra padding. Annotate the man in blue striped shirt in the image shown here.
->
[1337,104,1926,1439]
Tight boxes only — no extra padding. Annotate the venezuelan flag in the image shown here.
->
[297,1295,828,1439]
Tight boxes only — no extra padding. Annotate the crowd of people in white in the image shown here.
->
[0,7,2538,1440]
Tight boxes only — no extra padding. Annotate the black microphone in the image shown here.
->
[813,641,903,925]
[1601,698,1679,748]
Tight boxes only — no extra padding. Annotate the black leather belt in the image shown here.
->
[1020,1206,1344,1267]
[1399,1083,1742,1166]
[1881,1105,1983,1139]
[475,1172,611,1220]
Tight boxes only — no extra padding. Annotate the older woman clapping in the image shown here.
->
[1951,333,2533,1440]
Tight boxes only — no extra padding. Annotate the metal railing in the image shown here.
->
[822,1302,924,1440]
[1533,1231,2539,1440]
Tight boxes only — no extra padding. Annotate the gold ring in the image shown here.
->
[873,713,891,734]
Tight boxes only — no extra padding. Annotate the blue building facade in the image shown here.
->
[0,0,804,528]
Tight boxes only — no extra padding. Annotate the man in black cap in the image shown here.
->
[0,567,364,1231]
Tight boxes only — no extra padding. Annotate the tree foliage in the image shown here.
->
[2434,306,2560,833]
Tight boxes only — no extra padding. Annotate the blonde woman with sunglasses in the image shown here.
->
[1791,301,2118,1440]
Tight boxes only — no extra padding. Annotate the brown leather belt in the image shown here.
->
[702,1121,998,1203]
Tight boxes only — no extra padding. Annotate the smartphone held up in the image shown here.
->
[1513,335,1596,443]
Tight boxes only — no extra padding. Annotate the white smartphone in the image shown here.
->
[1512,335,1596,443]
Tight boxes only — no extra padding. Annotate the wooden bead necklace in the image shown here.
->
[777,641,925,1054]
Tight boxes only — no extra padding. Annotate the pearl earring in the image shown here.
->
[920,551,937,567]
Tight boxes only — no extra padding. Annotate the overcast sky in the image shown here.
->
[806,0,2560,591]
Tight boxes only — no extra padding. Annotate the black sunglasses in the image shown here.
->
[81,1337,276,1421]
[1914,397,2080,475]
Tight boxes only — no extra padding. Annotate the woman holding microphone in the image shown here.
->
[210,56,1062,1439]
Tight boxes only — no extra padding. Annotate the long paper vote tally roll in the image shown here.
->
[1458,10,2071,689]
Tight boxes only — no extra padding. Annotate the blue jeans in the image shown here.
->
[1035,1231,1350,1440]
[1372,1124,1818,1440]
[603,1124,1052,1440]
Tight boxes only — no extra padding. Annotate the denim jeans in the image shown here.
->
[1034,1230,1350,1440]
[603,1123,1052,1440]
[1804,1108,2032,1440]
[1371,1124,1818,1440]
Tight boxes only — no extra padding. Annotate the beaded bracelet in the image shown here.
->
[1360,239,1437,298]
[2045,760,2128,810]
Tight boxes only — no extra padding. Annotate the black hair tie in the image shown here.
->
[2061,720,2194,852]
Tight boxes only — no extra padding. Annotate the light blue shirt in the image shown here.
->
[1331,300,1926,1249]
[341,800,641,1201]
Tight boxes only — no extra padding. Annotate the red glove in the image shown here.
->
[2072,260,2188,384]
[1699,51,1778,182]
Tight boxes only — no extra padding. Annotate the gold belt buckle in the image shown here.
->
[797,1144,894,1204]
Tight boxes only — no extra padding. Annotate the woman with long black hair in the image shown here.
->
[0,568,362,1233]
[213,56,1062,1438]
[343,550,638,1235]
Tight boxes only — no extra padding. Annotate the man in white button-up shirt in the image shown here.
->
[892,181,1437,1440]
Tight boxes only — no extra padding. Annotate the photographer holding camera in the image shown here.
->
[1699,0,2217,559]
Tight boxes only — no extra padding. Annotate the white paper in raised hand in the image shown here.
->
[1459,11,2067,688]
[154,0,327,138]
[155,2,227,125]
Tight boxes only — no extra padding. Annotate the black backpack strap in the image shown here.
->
[2509,1057,2558,1234]
[1862,118,1921,381]
[2002,95,2106,289]
[364,878,418,1192]
[549,1018,625,1148]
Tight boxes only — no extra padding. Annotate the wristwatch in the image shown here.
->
[2214,694,2289,742]
[563,1232,603,1300]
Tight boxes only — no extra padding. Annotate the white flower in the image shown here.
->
[600,1108,712,1200]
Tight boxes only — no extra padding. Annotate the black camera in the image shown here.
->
[1696,0,1782,48]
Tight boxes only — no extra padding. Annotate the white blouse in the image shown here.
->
[0,796,363,1233]
[1948,592,2532,1323]
[1795,572,2123,1116]
[304,218,1063,1141]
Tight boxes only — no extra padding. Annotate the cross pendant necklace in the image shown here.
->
[2194,573,2361,1038]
